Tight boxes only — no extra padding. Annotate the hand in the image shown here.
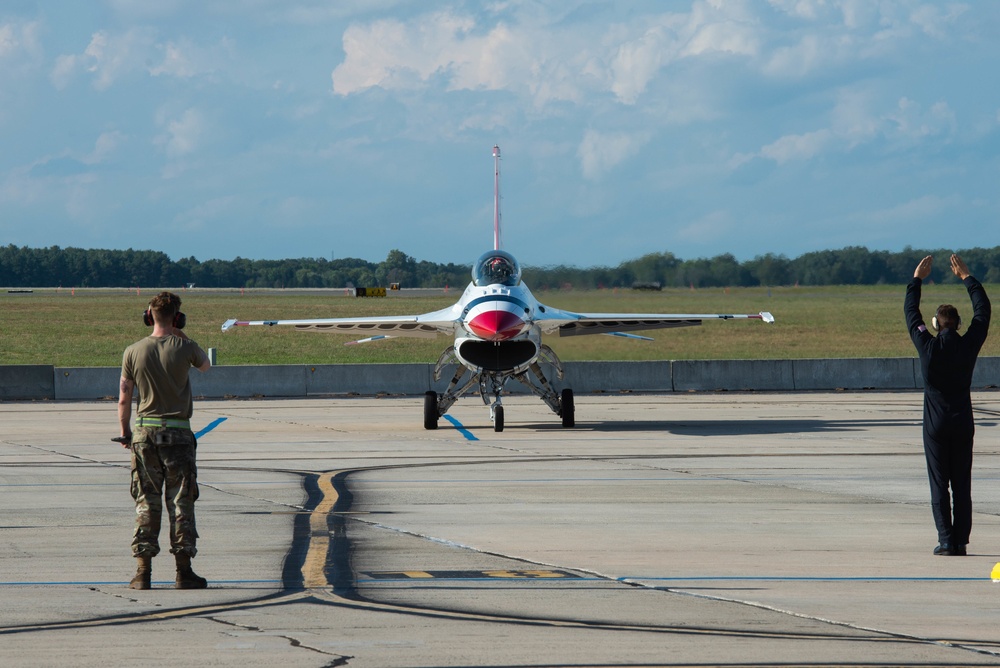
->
[950,254,970,280]
[914,255,933,280]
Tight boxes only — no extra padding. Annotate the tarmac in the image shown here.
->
[3,391,1000,667]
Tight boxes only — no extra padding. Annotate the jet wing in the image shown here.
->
[221,304,461,339]
[535,307,774,337]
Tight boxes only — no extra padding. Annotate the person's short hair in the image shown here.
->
[934,304,961,331]
[149,291,182,324]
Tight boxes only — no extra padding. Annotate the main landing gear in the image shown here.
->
[423,386,572,432]
[423,345,574,432]
[423,390,440,430]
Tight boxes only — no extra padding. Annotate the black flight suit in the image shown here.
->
[905,275,990,548]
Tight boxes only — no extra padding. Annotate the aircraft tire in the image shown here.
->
[560,388,575,428]
[423,391,439,430]
[494,405,504,432]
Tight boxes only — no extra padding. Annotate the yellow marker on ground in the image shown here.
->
[992,562,1000,582]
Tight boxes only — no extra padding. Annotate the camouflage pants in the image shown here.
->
[130,427,199,558]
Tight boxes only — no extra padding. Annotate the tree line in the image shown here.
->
[2,244,999,289]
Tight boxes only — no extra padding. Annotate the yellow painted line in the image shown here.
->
[302,471,339,589]
[482,570,569,578]
[363,569,580,580]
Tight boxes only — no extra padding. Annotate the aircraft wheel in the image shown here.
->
[423,391,439,430]
[560,388,575,428]
[494,405,504,432]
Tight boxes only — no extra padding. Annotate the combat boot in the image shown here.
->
[129,556,151,590]
[174,553,207,589]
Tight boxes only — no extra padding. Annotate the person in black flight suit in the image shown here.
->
[905,254,991,556]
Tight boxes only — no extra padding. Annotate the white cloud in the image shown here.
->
[86,131,127,164]
[51,28,229,90]
[577,129,648,180]
[332,0,980,121]
[681,18,760,59]
[759,128,833,163]
[909,3,969,40]
[330,0,971,113]
[6,0,997,266]
[837,0,878,30]
[767,0,828,21]
[609,26,673,105]
[739,90,957,166]
[50,55,77,89]
[332,4,766,107]
[150,39,200,78]
[333,13,478,94]
[155,108,206,159]
[0,24,17,58]
[332,12,579,106]
[149,36,234,79]
[0,20,41,60]
[81,28,157,90]
[884,96,956,141]
[1,19,43,94]
[763,33,840,77]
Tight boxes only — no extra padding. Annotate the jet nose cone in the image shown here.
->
[468,309,525,341]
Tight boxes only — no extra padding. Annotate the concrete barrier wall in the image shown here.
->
[2,358,999,401]
[791,358,919,391]
[309,364,435,395]
[673,359,796,392]
[192,365,307,398]
[562,361,673,393]
[973,357,1000,389]
[0,365,55,400]
[53,367,120,400]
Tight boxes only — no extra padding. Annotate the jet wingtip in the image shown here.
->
[760,311,775,324]
[221,318,239,332]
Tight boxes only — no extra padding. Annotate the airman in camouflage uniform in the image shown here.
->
[118,291,211,589]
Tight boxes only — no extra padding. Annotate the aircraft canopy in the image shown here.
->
[472,250,522,287]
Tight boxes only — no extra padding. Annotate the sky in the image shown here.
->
[2,1,998,269]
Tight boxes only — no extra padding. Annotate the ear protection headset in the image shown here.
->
[931,306,961,332]
[142,308,186,329]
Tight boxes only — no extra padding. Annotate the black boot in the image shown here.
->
[174,553,207,589]
[129,556,152,590]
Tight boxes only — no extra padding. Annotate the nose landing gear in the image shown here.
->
[482,373,507,432]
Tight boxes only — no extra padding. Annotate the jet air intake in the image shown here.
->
[458,339,538,372]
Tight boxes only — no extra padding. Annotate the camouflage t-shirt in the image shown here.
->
[122,335,207,418]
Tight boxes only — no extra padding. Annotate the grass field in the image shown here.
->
[2,283,997,367]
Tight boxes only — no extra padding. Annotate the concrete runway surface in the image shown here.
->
[3,391,1000,667]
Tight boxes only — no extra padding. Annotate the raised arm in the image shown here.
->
[905,256,932,338]
[958,254,991,350]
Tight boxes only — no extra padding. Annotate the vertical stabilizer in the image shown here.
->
[493,145,501,251]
